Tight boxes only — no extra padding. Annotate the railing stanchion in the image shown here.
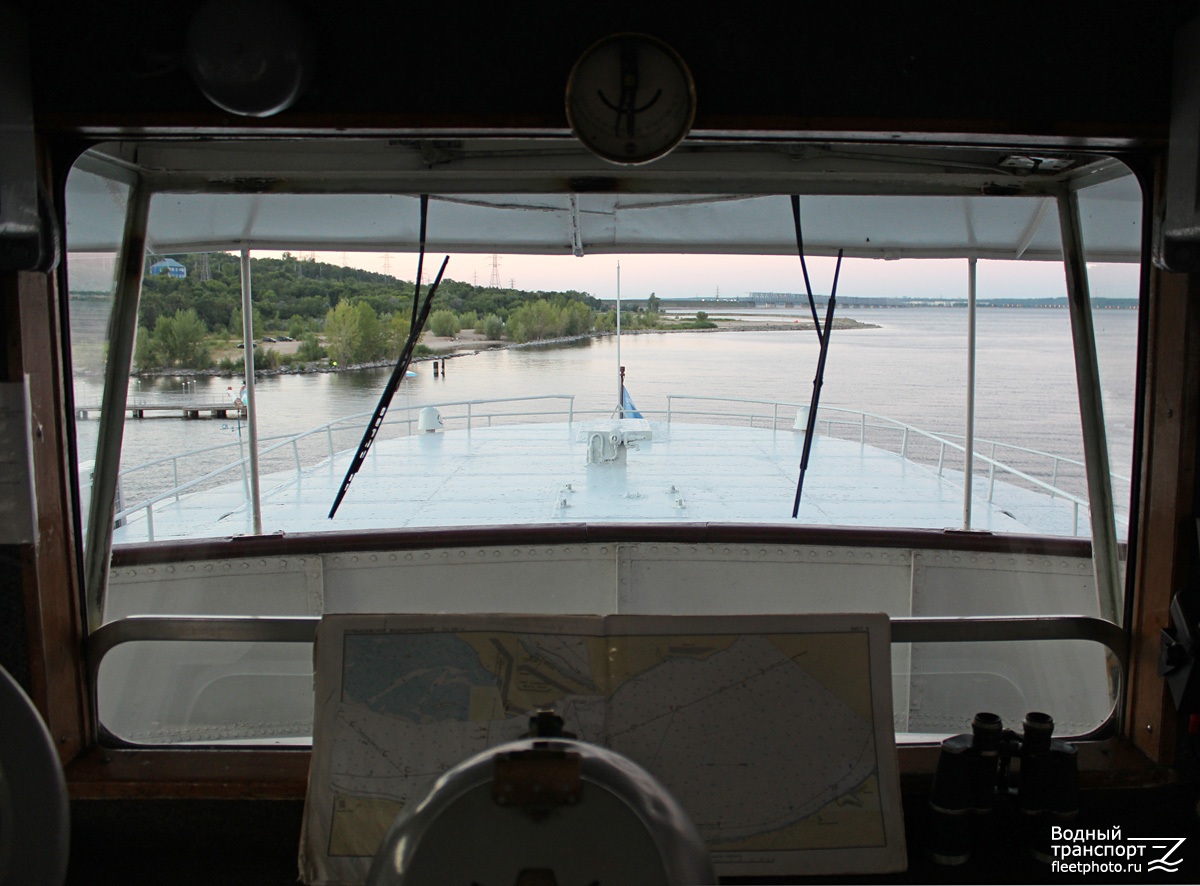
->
[146,503,154,542]
[172,460,180,502]
[938,442,946,476]
[860,413,866,443]
[988,443,998,502]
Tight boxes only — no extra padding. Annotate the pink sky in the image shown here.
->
[309,252,1141,302]
[64,250,1141,302]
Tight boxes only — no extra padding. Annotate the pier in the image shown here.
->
[74,400,248,420]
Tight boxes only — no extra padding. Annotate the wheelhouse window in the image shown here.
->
[65,140,1141,745]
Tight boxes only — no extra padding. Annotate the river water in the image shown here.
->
[73,306,1140,531]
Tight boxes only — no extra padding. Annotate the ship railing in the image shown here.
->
[108,395,577,539]
[663,394,1131,536]
[105,392,1124,540]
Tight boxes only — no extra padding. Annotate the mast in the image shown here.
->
[616,260,623,416]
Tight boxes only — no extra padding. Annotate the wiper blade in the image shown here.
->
[790,194,843,518]
[329,195,449,519]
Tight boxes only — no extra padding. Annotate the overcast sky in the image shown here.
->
[66,250,1141,302]
[317,251,1142,302]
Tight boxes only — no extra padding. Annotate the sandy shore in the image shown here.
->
[414,315,876,357]
[192,315,877,378]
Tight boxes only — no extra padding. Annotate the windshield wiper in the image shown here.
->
[329,195,448,519]
[791,194,843,518]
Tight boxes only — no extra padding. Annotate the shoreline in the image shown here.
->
[128,316,879,380]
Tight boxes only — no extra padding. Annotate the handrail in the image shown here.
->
[109,395,576,536]
[86,612,1125,742]
[665,394,1131,534]
[100,391,1125,539]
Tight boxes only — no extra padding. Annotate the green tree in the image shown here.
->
[253,347,280,370]
[647,292,660,313]
[324,301,362,364]
[287,314,310,340]
[229,305,267,340]
[354,301,384,361]
[152,308,211,368]
[429,309,460,337]
[507,300,565,343]
[481,313,504,340]
[296,333,326,362]
[562,301,593,336]
[133,326,160,371]
[386,314,413,357]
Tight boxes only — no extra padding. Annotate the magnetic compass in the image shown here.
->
[566,33,696,165]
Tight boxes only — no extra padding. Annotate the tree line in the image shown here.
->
[134,253,607,369]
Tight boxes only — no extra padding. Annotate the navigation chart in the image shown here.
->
[300,613,905,884]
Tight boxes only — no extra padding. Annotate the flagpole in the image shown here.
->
[616,261,623,416]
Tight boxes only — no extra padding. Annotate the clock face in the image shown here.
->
[566,34,696,166]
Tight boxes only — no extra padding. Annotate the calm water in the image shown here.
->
[73,307,1140,518]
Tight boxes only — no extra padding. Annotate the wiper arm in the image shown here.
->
[329,196,449,519]
[790,194,844,518]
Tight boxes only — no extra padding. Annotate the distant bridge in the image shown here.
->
[662,293,827,309]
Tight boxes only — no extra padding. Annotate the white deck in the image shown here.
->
[113,420,1089,543]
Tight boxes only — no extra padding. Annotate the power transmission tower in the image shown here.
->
[488,254,501,288]
[383,254,392,276]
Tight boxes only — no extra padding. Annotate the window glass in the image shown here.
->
[64,144,1139,745]
[85,200,1139,548]
[66,164,131,559]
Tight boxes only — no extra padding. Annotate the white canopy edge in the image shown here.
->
[65,139,1143,262]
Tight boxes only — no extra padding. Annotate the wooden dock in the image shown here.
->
[74,400,248,420]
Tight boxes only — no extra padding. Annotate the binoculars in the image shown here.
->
[927,711,1078,864]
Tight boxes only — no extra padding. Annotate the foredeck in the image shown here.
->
[111,420,1094,544]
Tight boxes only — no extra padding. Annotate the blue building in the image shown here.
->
[149,257,187,278]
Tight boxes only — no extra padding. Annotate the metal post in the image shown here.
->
[239,245,263,535]
[964,257,977,529]
[1057,190,1121,624]
[84,178,150,632]
[615,261,622,415]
